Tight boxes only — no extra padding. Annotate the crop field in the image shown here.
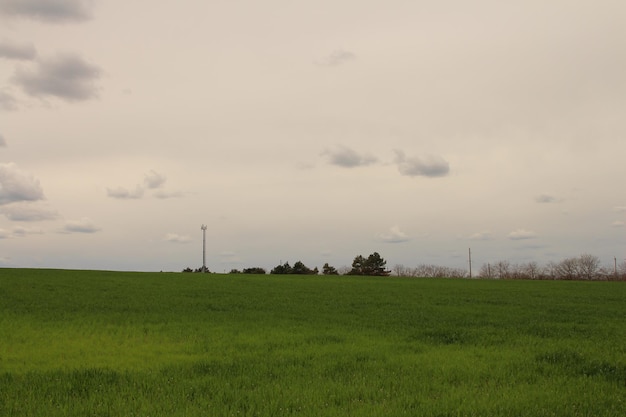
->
[0,268,625,416]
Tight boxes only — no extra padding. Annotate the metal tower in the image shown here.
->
[201,224,207,272]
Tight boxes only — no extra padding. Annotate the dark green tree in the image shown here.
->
[271,262,292,274]
[347,255,367,275]
[292,261,317,275]
[348,252,390,276]
[242,267,266,274]
[322,263,339,275]
[366,252,390,276]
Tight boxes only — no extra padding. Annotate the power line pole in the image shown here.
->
[468,248,472,278]
[201,224,207,272]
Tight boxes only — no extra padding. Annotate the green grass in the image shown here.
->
[1,268,625,416]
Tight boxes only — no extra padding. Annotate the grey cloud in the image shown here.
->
[13,226,43,236]
[508,229,538,240]
[318,49,356,67]
[62,218,99,233]
[106,186,144,199]
[0,163,45,205]
[611,221,624,228]
[0,39,37,60]
[0,0,93,23]
[153,190,183,199]
[108,171,179,199]
[0,133,6,146]
[0,228,10,239]
[13,53,101,101]
[394,150,449,178]
[0,91,18,111]
[0,202,58,221]
[144,170,166,189]
[613,206,626,213]
[535,193,558,203]
[322,146,377,168]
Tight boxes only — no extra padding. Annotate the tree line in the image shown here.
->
[394,254,626,281]
[183,252,391,277]
[184,252,626,281]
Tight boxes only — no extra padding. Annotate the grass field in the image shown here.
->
[1,268,625,416]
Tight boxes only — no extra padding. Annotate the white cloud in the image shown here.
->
[611,221,624,228]
[379,226,410,243]
[0,39,37,60]
[106,185,144,200]
[322,146,377,168]
[62,217,99,233]
[613,206,626,213]
[394,150,450,178]
[0,202,58,221]
[0,163,45,205]
[508,229,538,240]
[144,170,166,189]
[0,228,10,239]
[469,231,493,241]
[0,0,93,23]
[164,233,191,243]
[13,53,101,101]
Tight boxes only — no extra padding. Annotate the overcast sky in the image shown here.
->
[1,0,625,272]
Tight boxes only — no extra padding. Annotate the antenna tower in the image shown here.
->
[201,224,207,272]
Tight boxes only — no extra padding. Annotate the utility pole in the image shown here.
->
[201,225,207,272]
[468,248,472,278]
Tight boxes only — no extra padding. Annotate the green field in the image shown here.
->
[1,268,625,416]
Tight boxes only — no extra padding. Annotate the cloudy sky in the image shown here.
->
[1,0,625,272]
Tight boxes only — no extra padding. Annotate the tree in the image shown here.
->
[577,254,600,280]
[242,267,266,274]
[478,263,495,279]
[522,261,541,280]
[393,264,410,277]
[291,261,317,275]
[322,263,339,275]
[619,261,626,281]
[556,257,579,280]
[494,260,511,279]
[271,262,292,274]
[348,252,390,276]
[347,255,367,275]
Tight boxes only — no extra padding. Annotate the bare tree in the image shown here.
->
[393,264,412,277]
[619,261,626,280]
[577,254,601,280]
[523,261,541,279]
[478,263,492,279]
[338,265,352,275]
[494,260,511,279]
[544,261,560,280]
[556,257,579,280]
